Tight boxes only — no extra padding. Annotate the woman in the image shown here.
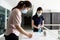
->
[4,1,32,40]
[32,7,44,32]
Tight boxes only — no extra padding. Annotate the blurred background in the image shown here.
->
[0,0,60,40]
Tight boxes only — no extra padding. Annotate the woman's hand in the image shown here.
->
[38,25,41,29]
[27,33,32,38]
[38,25,44,29]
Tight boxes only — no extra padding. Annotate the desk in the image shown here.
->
[21,30,58,40]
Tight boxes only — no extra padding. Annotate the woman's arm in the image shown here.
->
[15,25,32,38]
[41,20,44,28]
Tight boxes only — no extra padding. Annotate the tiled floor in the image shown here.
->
[0,30,59,40]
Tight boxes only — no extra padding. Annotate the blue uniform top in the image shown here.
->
[32,13,44,32]
[32,13,44,26]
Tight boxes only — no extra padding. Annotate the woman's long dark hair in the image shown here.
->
[12,1,32,10]
[35,7,43,16]
[12,1,24,10]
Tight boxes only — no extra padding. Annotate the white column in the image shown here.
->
[5,9,7,29]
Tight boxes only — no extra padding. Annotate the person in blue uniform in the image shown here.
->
[32,7,44,32]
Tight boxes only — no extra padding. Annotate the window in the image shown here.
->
[0,6,10,35]
[0,6,5,35]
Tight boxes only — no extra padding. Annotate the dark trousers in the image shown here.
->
[4,33,19,40]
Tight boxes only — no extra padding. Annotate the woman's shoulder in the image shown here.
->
[12,8,21,14]
[12,8,20,12]
[11,8,21,16]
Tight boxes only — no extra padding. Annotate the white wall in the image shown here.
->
[0,0,11,10]
[4,0,20,10]
[29,0,60,15]
[0,0,20,11]
[0,0,60,12]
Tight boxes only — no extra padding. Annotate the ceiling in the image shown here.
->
[1,0,60,12]
[4,0,20,10]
